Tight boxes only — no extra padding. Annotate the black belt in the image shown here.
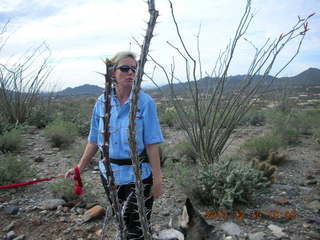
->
[109,149,149,166]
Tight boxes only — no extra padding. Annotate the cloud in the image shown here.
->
[0,0,319,89]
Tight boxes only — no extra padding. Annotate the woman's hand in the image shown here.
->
[65,167,75,179]
[151,176,163,199]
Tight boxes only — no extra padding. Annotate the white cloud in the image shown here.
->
[1,0,319,89]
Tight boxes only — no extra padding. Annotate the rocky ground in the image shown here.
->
[0,125,319,240]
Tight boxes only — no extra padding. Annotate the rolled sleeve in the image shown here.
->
[88,97,102,143]
[142,98,164,145]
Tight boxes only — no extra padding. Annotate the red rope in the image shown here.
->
[0,166,83,195]
[0,176,62,189]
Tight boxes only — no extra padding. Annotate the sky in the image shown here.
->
[0,0,319,91]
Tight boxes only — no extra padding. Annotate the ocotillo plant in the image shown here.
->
[150,0,314,166]
[100,60,127,240]
[128,1,159,240]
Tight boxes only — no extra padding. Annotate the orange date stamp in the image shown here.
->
[204,209,297,220]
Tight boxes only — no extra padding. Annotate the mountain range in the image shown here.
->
[57,67,320,97]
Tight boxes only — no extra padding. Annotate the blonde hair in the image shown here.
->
[109,51,137,68]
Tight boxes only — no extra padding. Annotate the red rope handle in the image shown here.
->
[73,166,83,195]
[0,167,84,196]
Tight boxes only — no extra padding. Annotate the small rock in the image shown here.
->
[40,210,48,215]
[3,206,19,215]
[248,232,265,240]
[307,180,318,185]
[34,156,44,162]
[305,200,320,212]
[162,211,170,217]
[63,228,72,235]
[268,224,287,238]
[13,235,25,240]
[83,205,105,222]
[39,199,66,210]
[220,222,241,236]
[4,231,16,240]
[305,217,320,224]
[31,219,42,226]
[153,229,184,240]
[3,221,15,232]
[95,229,102,237]
[44,150,54,155]
[272,197,289,205]
[0,196,9,202]
[299,186,313,193]
[307,231,320,239]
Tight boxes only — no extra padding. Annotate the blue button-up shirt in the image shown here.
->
[88,90,164,185]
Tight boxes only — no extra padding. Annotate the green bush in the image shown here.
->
[159,106,178,127]
[173,140,198,163]
[159,142,171,167]
[0,128,23,153]
[44,120,78,148]
[164,160,195,192]
[52,98,93,136]
[314,128,320,137]
[239,110,266,126]
[28,106,53,129]
[196,159,270,209]
[165,157,270,209]
[241,134,284,160]
[266,108,320,144]
[0,154,35,185]
[265,110,299,144]
[50,178,80,202]
[291,109,320,135]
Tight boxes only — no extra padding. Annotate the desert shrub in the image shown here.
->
[291,108,320,135]
[173,140,198,163]
[50,176,98,203]
[65,138,87,163]
[241,135,284,160]
[0,154,35,185]
[239,110,266,126]
[164,160,195,191]
[266,108,320,144]
[28,105,54,129]
[0,128,23,153]
[266,110,300,144]
[44,120,78,148]
[159,106,178,127]
[196,159,270,209]
[165,157,270,209]
[0,116,12,135]
[50,178,80,202]
[313,128,320,143]
[159,142,171,167]
[52,98,93,136]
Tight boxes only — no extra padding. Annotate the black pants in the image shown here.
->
[100,174,154,240]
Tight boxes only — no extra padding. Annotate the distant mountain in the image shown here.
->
[58,84,104,96]
[279,68,320,86]
[147,67,320,96]
[57,68,320,97]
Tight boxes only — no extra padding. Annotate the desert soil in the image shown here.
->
[0,125,319,240]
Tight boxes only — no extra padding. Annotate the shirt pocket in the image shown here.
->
[123,114,144,145]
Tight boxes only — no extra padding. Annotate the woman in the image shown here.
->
[65,51,164,239]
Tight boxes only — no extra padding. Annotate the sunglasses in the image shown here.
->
[116,65,137,73]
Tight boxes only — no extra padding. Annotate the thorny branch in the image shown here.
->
[128,0,159,240]
[100,60,127,240]
[150,0,314,165]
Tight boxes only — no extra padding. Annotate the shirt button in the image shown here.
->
[114,142,117,144]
